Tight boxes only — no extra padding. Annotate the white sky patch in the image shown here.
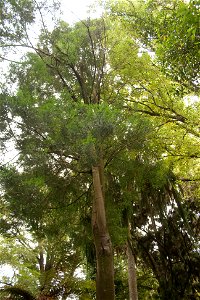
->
[60,0,103,24]
[74,266,86,279]
[0,265,16,281]
[184,95,199,107]
[138,46,155,58]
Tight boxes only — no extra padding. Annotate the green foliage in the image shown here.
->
[130,167,200,299]
[0,286,35,300]
[110,0,200,91]
[113,254,159,299]
[0,0,35,44]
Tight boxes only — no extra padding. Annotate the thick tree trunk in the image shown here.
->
[92,165,115,300]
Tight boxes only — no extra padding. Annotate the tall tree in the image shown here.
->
[1,17,154,299]
[1,1,200,298]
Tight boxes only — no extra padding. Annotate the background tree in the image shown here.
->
[0,166,95,300]
[110,0,200,92]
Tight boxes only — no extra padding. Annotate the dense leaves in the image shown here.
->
[0,0,35,44]
[111,0,200,91]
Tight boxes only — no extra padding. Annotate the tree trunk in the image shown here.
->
[92,165,115,300]
[127,239,138,300]
[38,242,45,273]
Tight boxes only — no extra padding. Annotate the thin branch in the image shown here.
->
[0,44,33,49]
[66,183,93,207]
[179,178,200,182]
[81,19,97,100]
[32,0,48,35]
[0,153,20,168]
[0,55,24,64]
[69,63,88,103]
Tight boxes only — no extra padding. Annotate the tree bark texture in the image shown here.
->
[92,165,115,300]
[127,239,138,300]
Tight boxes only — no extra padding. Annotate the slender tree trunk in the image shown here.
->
[38,242,45,273]
[126,219,138,300]
[127,239,138,300]
[92,165,115,300]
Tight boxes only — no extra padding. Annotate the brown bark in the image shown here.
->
[38,242,45,273]
[127,240,138,300]
[92,165,115,300]
[126,220,138,300]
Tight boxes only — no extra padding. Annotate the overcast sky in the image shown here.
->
[59,0,102,23]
